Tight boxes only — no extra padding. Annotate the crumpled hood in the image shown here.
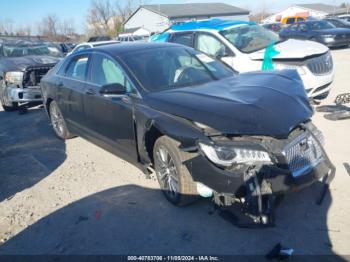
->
[0,55,61,72]
[145,70,313,138]
[249,39,328,60]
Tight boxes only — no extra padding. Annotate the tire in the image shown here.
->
[0,83,18,111]
[49,101,74,140]
[153,136,199,206]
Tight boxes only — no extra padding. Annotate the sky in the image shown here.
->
[0,0,346,33]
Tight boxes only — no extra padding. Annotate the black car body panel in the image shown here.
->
[41,43,334,226]
[145,70,312,138]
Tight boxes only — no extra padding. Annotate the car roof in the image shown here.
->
[77,40,119,47]
[169,19,255,32]
[92,42,183,56]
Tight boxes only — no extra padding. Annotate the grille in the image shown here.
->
[23,66,53,87]
[306,52,333,75]
[282,134,324,177]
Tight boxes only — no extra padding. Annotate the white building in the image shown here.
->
[123,3,250,34]
[263,3,347,24]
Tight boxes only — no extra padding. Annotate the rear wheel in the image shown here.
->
[153,136,199,206]
[49,101,74,140]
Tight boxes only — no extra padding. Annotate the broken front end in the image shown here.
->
[2,66,54,105]
[185,122,335,227]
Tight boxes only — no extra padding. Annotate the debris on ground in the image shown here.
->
[95,210,102,220]
[75,216,89,225]
[344,163,350,176]
[266,243,294,260]
[317,93,350,121]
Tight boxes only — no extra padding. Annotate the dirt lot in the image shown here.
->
[0,48,349,257]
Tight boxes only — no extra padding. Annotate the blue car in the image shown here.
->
[279,20,350,47]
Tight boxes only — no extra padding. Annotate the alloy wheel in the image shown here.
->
[50,103,65,137]
[155,145,180,200]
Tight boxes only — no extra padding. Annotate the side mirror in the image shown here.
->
[100,83,127,96]
[216,48,232,59]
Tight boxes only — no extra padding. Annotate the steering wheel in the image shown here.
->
[176,67,198,85]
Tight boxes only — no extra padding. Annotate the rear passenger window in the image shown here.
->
[65,56,89,81]
[170,33,194,47]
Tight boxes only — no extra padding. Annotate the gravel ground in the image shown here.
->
[0,48,349,257]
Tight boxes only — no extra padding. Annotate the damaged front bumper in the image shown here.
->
[187,153,331,196]
[183,123,335,227]
[5,85,42,103]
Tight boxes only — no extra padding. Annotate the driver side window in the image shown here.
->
[91,54,134,93]
[195,33,227,58]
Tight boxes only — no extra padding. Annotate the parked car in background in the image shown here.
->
[67,40,119,56]
[279,20,350,47]
[324,18,350,29]
[55,43,73,55]
[262,22,282,33]
[281,16,306,25]
[41,42,334,226]
[337,14,350,23]
[87,35,112,42]
[117,35,147,42]
[152,19,334,100]
[0,39,62,111]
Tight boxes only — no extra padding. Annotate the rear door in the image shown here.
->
[57,54,90,131]
[82,52,138,162]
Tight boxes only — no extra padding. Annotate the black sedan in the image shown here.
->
[40,43,334,226]
[280,20,350,47]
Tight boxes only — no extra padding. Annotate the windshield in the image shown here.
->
[122,47,234,92]
[220,24,281,53]
[1,42,62,58]
[308,21,335,30]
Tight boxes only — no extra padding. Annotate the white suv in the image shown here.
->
[151,19,334,100]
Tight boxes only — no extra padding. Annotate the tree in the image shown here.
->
[0,18,14,35]
[39,14,60,39]
[87,0,120,36]
[86,0,147,37]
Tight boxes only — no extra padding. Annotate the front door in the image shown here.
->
[83,53,138,162]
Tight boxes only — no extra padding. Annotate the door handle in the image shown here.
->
[122,95,131,104]
[85,89,96,95]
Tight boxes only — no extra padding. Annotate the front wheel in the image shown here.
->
[49,101,74,140]
[0,84,18,111]
[153,136,199,206]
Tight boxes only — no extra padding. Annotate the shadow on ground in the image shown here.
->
[0,182,345,258]
[0,106,66,201]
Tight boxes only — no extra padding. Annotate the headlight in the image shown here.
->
[274,63,306,75]
[321,35,335,43]
[198,142,272,167]
[5,71,24,85]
